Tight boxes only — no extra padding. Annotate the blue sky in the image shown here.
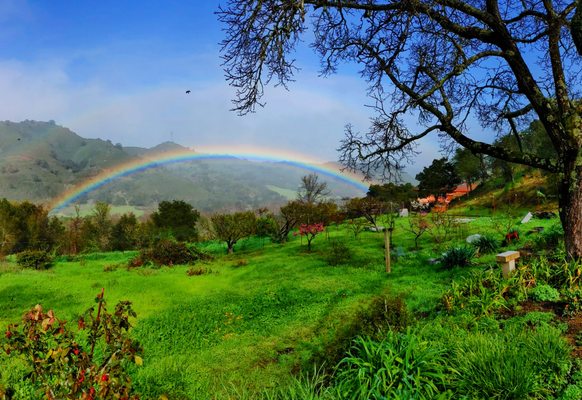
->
[0,0,440,174]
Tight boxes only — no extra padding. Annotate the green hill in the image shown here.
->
[0,121,366,213]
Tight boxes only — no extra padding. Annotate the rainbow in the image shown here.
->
[48,147,368,212]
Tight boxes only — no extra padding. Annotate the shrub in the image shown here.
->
[531,223,564,251]
[1,290,142,399]
[131,239,210,267]
[562,287,582,317]
[186,266,211,276]
[15,250,53,270]
[441,246,475,269]
[471,234,500,254]
[314,294,411,367]
[451,326,571,399]
[334,330,446,399]
[530,283,560,302]
[325,240,353,266]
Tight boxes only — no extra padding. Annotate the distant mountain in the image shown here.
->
[0,121,367,214]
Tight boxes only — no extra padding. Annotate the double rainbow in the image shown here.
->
[48,148,368,212]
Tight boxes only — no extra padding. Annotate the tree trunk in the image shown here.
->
[559,163,582,259]
[227,242,234,254]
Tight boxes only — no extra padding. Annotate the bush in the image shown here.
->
[451,326,571,399]
[15,250,53,270]
[530,283,560,302]
[531,223,564,251]
[131,239,210,267]
[1,291,142,399]
[325,240,353,266]
[441,246,475,269]
[472,234,500,254]
[186,266,211,276]
[334,330,446,399]
[314,294,411,368]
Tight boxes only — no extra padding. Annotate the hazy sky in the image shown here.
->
[0,0,442,175]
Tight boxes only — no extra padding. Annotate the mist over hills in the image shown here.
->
[0,120,367,213]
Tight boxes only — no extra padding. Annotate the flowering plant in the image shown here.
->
[2,289,142,399]
[294,223,325,251]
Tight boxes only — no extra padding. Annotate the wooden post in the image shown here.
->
[384,228,391,273]
[496,251,520,278]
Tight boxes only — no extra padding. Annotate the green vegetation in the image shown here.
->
[0,210,579,399]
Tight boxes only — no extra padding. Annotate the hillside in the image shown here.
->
[0,121,366,213]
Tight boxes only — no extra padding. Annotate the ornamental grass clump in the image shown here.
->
[440,246,475,269]
[334,330,446,399]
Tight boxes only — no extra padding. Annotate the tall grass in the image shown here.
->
[334,330,447,400]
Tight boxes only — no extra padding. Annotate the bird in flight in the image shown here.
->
[185,90,191,94]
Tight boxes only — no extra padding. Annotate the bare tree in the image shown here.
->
[219,0,582,259]
[297,173,330,204]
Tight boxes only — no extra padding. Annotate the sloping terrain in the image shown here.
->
[0,121,365,213]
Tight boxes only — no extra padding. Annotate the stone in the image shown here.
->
[466,234,482,244]
[399,208,409,217]
[521,212,533,224]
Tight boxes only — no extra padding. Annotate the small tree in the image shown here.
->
[151,200,200,242]
[110,213,139,251]
[345,197,387,231]
[297,173,330,205]
[211,211,256,254]
[295,223,325,251]
[407,213,430,250]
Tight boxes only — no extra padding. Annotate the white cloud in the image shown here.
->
[0,52,441,176]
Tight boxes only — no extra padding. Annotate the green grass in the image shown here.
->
[0,214,572,399]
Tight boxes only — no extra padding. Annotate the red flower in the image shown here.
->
[5,330,12,339]
[73,348,80,355]
[78,370,85,383]
[101,374,109,382]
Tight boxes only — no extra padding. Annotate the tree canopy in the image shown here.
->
[219,0,582,258]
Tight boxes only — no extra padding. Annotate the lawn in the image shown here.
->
[0,213,574,399]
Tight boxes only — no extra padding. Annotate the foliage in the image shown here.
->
[440,246,475,269]
[133,239,208,267]
[295,223,325,251]
[324,240,352,266]
[529,223,565,251]
[427,211,459,244]
[347,218,367,239]
[562,288,582,317]
[406,213,429,250]
[471,234,500,254]
[1,291,142,399]
[529,283,560,302]
[110,213,139,251]
[211,211,256,253]
[0,199,63,255]
[452,147,485,189]
[415,158,462,197]
[151,200,200,242]
[315,294,411,368]
[334,330,446,400]
[344,197,387,230]
[16,249,54,270]
[186,266,212,276]
[367,182,416,208]
[451,326,571,399]
[442,268,508,315]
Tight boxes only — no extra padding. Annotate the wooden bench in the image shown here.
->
[496,251,520,278]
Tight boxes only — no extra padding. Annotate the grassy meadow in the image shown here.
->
[1,212,580,399]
